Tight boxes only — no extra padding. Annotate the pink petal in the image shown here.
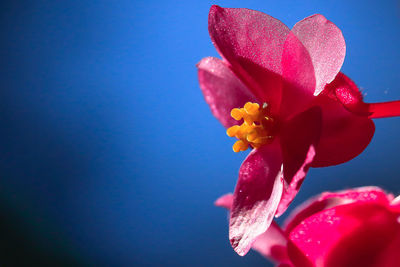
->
[284,186,391,233]
[229,140,284,256]
[391,195,400,206]
[216,193,300,265]
[292,15,346,96]
[376,230,400,267]
[208,5,291,114]
[280,31,316,118]
[390,195,400,213]
[323,186,392,204]
[286,241,313,267]
[289,203,398,266]
[252,221,312,266]
[215,193,233,210]
[323,204,400,267]
[197,57,257,128]
[310,93,375,167]
[276,107,322,217]
[251,221,290,263]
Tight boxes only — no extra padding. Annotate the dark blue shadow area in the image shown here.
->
[0,0,399,266]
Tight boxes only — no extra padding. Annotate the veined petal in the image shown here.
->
[310,94,375,167]
[215,194,292,263]
[276,107,322,217]
[229,140,284,256]
[292,14,346,96]
[284,186,391,233]
[280,31,316,118]
[197,57,257,128]
[208,5,289,74]
[208,5,291,114]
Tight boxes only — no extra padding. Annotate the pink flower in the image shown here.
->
[198,5,400,255]
[217,187,400,267]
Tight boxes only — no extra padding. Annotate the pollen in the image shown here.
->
[226,102,274,152]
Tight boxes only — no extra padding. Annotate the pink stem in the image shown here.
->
[368,100,400,119]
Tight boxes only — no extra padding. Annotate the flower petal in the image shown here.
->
[251,221,291,263]
[197,57,257,128]
[215,193,233,210]
[390,195,400,214]
[208,5,291,114]
[323,204,400,267]
[216,194,292,263]
[292,15,346,96]
[229,140,284,256]
[276,107,322,217]
[310,94,375,167]
[280,31,316,118]
[289,203,398,266]
[391,195,400,206]
[376,230,400,267]
[284,186,391,233]
[254,224,317,267]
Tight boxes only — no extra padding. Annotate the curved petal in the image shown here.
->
[276,107,322,217]
[229,140,284,256]
[390,195,400,214]
[284,186,391,233]
[280,31,316,118]
[208,5,291,114]
[289,203,398,266]
[323,204,400,267]
[253,223,313,267]
[252,221,291,263]
[310,94,375,167]
[215,193,297,264]
[197,57,257,128]
[391,195,400,206]
[292,14,346,96]
[322,186,392,204]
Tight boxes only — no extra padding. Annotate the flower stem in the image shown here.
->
[368,100,400,119]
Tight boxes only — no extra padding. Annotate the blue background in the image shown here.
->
[1,0,399,266]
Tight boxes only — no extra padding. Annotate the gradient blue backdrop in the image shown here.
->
[1,0,399,266]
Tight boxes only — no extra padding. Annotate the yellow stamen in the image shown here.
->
[230,108,243,121]
[233,140,249,152]
[226,102,274,152]
[226,125,240,137]
[244,102,259,115]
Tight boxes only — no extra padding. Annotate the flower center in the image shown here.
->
[227,102,275,152]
